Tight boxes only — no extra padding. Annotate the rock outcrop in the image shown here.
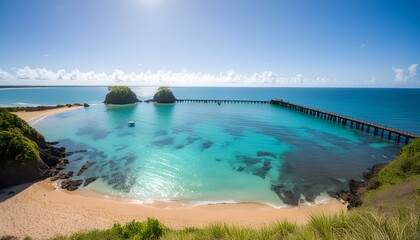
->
[153,87,176,103]
[104,86,140,104]
[0,109,70,188]
[337,163,387,210]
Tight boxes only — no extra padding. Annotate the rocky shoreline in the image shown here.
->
[37,141,98,191]
[336,163,387,209]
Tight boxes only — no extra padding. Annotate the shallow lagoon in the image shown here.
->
[34,102,400,206]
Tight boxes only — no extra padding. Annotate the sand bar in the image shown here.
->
[1,107,347,239]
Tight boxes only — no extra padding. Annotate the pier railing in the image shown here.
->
[176,98,418,144]
[176,99,269,104]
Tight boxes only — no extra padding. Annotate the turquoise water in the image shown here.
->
[1,87,419,135]
[1,87,417,206]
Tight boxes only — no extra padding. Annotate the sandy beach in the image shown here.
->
[0,180,346,239]
[12,106,83,124]
[0,107,347,239]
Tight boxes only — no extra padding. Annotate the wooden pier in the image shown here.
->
[175,98,417,144]
[270,99,418,144]
[176,99,269,104]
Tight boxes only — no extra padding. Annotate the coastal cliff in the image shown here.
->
[338,138,420,210]
[0,109,67,188]
[104,86,140,104]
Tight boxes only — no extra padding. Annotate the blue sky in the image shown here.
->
[0,0,419,87]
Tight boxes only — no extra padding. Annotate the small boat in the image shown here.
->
[128,120,135,127]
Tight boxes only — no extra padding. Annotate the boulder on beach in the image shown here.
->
[153,87,177,103]
[104,86,141,104]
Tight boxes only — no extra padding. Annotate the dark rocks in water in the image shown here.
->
[215,158,221,162]
[124,155,137,165]
[336,162,388,210]
[103,86,140,104]
[201,141,214,149]
[270,184,300,206]
[107,172,132,193]
[83,103,90,107]
[40,145,66,166]
[271,183,286,193]
[257,151,277,158]
[108,172,126,186]
[236,156,261,166]
[76,127,111,141]
[55,159,69,171]
[152,138,174,147]
[83,177,97,187]
[280,190,300,206]
[47,141,59,145]
[153,86,176,103]
[175,144,185,150]
[77,161,96,176]
[66,149,88,156]
[336,179,368,210]
[348,179,368,195]
[61,179,83,191]
[252,161,272,179]
[50,171,73,181]
[362,163,387,180]
[237,166,245,172]
[303,191,317,202]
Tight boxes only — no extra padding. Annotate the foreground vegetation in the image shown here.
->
[368,138,420,191]
[0,108,45,187]
[46,208,418,240]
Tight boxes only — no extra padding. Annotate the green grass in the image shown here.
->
[368,138,420,191]
[48,209,419,240]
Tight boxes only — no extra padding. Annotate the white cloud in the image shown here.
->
[0,65,414,87]
[392,63,418,83]
[16,66,56,80]
[359,43,366,48]
[408,64,417,78]
[0,69,14,81]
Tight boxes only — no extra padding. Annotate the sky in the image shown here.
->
[0,0,419,87]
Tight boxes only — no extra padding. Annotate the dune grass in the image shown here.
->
[46,207,418,240]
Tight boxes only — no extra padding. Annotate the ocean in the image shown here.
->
[1,87,419,206]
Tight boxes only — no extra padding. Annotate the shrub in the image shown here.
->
[111,218,165,239]
[376,138,420,187]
